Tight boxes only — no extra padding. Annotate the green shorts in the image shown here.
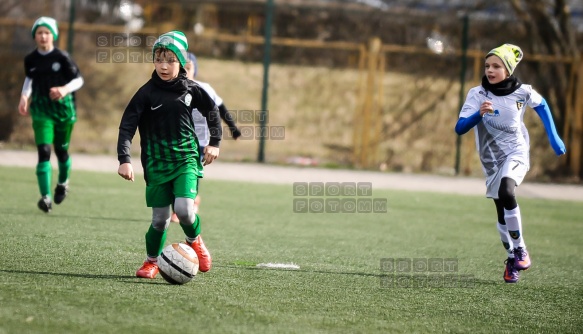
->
[32,119,74,148]
[145,170,199,207]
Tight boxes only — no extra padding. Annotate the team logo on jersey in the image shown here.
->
[52,62,61,72]
[516,99,524,111]
[486,109,500,117]
[184,93,192,107]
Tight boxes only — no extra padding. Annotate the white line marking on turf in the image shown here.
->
[256,263,300,270]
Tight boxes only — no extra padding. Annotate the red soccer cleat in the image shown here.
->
[189,235,212,272]
[136,261,159,279]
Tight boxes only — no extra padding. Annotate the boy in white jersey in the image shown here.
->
[455,44,566,283]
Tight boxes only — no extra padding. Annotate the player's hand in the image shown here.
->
[18,95,29,116]
[232,128,241,140]
[118,163,134,182]
[203,146,219,166]
[552,139,567,156]
[479,101,493,117]
[49,86,69,101]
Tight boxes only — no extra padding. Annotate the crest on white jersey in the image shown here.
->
[516,100,524,111]
[184,93,192,107]
[52,62,60,72]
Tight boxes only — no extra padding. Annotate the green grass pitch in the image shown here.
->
[0,165,581,333]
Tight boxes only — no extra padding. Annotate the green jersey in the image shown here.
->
[117,69,222,185]
[24,48,81,123]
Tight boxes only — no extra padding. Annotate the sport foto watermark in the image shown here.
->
[379,258,475,288]
[192,110,285,140]
[222,125,285,140]
[292,182,387,213]
[95,33,156,63]
[220,110,270,124]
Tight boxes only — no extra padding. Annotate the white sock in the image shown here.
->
[147,256,158,263]
[504,206,526,249]
[496,222,514,258]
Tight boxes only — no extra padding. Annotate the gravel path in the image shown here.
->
[1,149,581,202]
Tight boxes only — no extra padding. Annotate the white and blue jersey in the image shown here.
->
[191,80,223,148]
[457,84,564,179]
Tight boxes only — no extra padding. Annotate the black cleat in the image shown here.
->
[54,184,69,204]
[37,196,52,213]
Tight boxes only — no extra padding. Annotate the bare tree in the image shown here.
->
[0,1,20,13]
[506,0,580,177]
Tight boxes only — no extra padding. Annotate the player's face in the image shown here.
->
[154,49,180,81]
[34,26,54,51]
[484,55,508,84]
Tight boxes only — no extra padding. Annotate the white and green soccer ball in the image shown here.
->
[157,243,199,285]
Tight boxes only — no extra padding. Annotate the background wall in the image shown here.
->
[0,0,581,182]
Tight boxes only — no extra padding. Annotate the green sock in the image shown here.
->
[180,214,201,239]
[57,157,71,184]
[145,225,167,258]
[36,161,52,197]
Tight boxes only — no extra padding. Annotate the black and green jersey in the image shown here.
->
[23,48,81,123]
[117,69,222,185]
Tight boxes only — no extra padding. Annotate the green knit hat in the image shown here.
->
[31,17,58,41]
[152,31,188,67]
[486,44,523,75]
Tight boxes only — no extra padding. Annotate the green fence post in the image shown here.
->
[258,0,274,163]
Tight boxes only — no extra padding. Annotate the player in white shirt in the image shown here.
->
[455,44,566,283]
[170,52,241,222]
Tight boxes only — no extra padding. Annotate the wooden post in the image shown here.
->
[58,30,67,50]
[352,45,367,168]
[460,53,483,175]
[353,37,382,169]
[373,51,385,167]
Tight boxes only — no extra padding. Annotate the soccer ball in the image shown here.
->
[157,243,199,285]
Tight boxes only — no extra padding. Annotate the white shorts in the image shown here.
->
[485,160,528,199]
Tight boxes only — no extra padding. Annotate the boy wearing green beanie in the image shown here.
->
[117,31,222,279]
[19,16,84,213]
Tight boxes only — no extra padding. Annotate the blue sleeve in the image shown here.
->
[455,111,482,135]
[533,98,566,156]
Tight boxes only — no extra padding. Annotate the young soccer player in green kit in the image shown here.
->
[18,17,84,213]
[116,31,222,278]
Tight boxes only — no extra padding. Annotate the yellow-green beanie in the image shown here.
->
[486,44,523,75]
